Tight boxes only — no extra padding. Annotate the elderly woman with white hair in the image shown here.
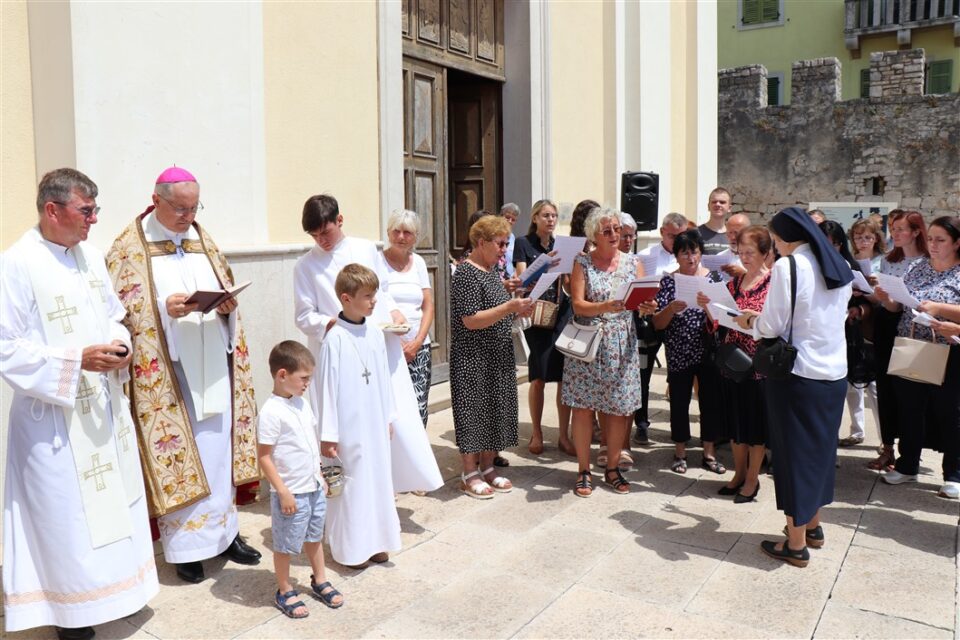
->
[619,212,638,254]
[563,207,657,497]
[380,209,435,425]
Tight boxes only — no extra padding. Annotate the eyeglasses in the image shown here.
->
[620,233,636,240]
[158,194,204,216]
[52,201,100,219]
[600,226,622,238]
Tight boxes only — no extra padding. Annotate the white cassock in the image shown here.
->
[0,228,158,632]
[143,213,239,562]
[293,237,442,492]
[318,318,401,565]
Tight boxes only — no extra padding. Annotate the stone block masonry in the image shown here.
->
[718,48,959,223]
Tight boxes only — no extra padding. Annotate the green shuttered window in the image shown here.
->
[926,60,953,95]
[742,0,780,25]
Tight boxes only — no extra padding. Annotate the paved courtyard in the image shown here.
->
[5,368,959,639]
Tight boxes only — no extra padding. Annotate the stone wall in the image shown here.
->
[718,48,960,222]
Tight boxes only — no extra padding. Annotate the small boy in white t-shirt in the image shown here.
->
[258,340,343,619]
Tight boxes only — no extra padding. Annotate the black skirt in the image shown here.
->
[524,298,572,383]
[765,375,846,526]
[722,375,767,446]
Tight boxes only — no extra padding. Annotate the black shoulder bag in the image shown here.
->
[715,276,755,382]
[752,255,798,380]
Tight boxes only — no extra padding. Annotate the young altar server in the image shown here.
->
[318,264,402,567]
[294,194,442,495]
[258,340,343,618]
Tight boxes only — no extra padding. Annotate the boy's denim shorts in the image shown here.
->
[270,486,326,555]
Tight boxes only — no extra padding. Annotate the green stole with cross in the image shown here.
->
[27,232,143,548]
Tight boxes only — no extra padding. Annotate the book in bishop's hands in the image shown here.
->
[185,281,252,314]
[614,276,661,311]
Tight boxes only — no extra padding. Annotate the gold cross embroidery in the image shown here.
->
[76,378,98,414]
[81,453,113,491]
[117,424,132,452]
[47,296,79,333]
[88,277,106,302]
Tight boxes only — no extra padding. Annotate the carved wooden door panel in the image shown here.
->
[402,56,450,381]
[448,76,501,258]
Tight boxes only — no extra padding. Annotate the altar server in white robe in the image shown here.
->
[318,264,402,566]
[0,168,158,640]
[293,194,442,493]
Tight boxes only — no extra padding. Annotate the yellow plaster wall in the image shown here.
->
[1,0,38,249]
[262,4,381,244]
[549,3,610,207]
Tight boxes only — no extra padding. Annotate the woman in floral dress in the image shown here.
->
[563,208,656,497]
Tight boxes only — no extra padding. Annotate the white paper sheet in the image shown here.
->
[548,236,587,274]
[528,272,561,301]
[875,273,920,309]
[701,252,737,271]
[672,273,710,309]
[638,254,660,278]
[707,302,755,336]
[857,259,873,276]
[700,280,739,310]
[851,270,874,294]
[519,253,552,287]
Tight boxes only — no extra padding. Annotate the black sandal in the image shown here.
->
[310,576,344,609]
[670,456,688,474]
[701,456,726,475]
[604,467,630,494]
[275,589,309,618]
[574,470,593,498]
[760,540,809,567]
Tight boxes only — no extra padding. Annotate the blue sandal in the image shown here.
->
[311,575,344,609]
[274,589,309,618]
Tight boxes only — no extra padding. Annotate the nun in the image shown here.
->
[735,207,853,568]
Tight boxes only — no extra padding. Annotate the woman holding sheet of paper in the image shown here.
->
[868,210,929,471]
[699,225,772,503]
[513,199,574,456]
[653,229,727,477]
[875,216,960,500]
[562,207,656,497]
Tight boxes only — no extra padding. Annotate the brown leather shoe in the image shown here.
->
[368,552,389,563]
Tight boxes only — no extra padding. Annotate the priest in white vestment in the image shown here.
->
[293,194,443,494]
[317,264,401,566]
[105,167,261,585]
[0,169,158,640]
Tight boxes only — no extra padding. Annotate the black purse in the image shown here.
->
[753,255,798,380]
[716,342,753,381]
[846,318,877,387]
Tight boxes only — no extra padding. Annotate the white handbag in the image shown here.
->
[555,319,604,363]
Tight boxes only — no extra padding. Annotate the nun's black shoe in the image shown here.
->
[56,627,95,640]
[760,540,809,568]
[176,561,205,583]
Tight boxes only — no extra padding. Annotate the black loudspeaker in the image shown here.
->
[620,171,659,231]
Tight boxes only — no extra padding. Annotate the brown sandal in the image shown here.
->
[867,446,895,472]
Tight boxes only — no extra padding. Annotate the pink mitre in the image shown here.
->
[155,166,197,184]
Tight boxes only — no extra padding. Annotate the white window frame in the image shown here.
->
[737,0,785,31]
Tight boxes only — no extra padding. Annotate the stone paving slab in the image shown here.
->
[4,370,958,639]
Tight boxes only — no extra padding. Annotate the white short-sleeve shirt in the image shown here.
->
[382,252,432,344]
[258,394,323,494]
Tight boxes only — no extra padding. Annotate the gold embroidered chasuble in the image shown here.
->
[106,211,259,517]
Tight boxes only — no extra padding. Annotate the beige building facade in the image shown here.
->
[1,0,717,399]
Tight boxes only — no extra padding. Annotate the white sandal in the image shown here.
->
[597,445,608,469]
[461,470,494,500]
[481,467,513,493]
